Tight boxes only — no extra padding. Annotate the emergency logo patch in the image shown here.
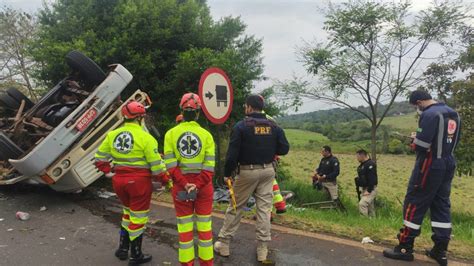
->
[177,132,202,159]
[447,119,457,143]
[369,165,373,169]
[113,131,134,154]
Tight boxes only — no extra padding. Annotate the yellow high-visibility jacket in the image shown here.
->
[164,121,215,188]
[95,122,166,177]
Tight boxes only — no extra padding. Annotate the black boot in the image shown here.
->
[115,229,130,260]
[426,241,448,266]
[383,243,414,262]
[129,235,152,266]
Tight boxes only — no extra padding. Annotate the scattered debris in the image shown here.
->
[74,189,82,194]
[59,237,66,240]
[148,218,164,225]
[65,209,75,214]
[0,245,7,248]
[16,211,30,221]
[97,190,116,199]
[39,206,47,212]
[361,237,374,244]
[7,228,13,232]
[0,218,4,222]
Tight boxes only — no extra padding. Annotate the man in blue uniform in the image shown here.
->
[383,91,461,266]
[313,146,341,207]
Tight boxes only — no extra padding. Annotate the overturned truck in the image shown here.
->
[0,51,151,192]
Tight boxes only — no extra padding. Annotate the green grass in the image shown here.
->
[275,137,474,260]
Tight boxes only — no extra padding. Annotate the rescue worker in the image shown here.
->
[94,101,167,265]
[355,149,378,217]
[214,94,290,262]
[164,93,215,266]
[383,91,461,266]
[314,146,341,206]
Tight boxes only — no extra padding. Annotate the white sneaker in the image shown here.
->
[214,240,230,257]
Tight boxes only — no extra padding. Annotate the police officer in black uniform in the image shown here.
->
[383,91,461,266]
[314,146,341,206]
[355,149,378,217]
[214,94,290,262]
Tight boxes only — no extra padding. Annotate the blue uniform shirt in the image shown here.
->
[413,103,460,163]
[224,112,290,177]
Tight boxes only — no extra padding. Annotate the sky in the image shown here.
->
[2,0,472,113]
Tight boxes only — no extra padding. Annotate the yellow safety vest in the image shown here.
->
[95,122,166,176]
[163,121,215,175]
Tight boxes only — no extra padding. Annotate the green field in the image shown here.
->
[277,128,474,260]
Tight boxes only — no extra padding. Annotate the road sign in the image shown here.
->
[198,67,233,124]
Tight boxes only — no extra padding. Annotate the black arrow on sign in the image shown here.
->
[205,91,214,100]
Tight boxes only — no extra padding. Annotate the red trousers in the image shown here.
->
[173,180,214,266]
[112,174,152,241]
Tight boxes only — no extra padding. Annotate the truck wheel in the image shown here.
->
[65,50,106,87]
[0,132,24,161]
[6,88,34,110]
[0,93,20,110]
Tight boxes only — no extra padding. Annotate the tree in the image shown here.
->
[274,0,468,161]
[451,43,473,176]
[0,7,38,99]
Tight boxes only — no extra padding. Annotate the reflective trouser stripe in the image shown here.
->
[198,239,214,261]
[196,214,213,261]
[130,210,149,225]
[179,240,195,263]
[177,214,195,263]
[122,208,130,229]
[404,220,421,230]
[432,221,452,228]
[273,190,284,204]
[124,209,149,241]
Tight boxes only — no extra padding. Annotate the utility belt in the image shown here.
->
[239,163,274,170]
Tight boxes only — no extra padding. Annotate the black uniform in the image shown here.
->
[356,159,378,192]
[224,113,290,176]
[316,155,340,182]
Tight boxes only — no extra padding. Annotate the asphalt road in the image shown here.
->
[0,184,460,266]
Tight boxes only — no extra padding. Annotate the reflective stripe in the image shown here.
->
[179,240,194,249]
[166,162,178,168]
[195,215,211,223]
[404,220,421,230]
[177,216,194,224]
[150,160,164,166]
[130,210,149,218]
[113,157,146,162]
[181,163,203,169]
[274,190,281,196]
[96,151,111,157]
[182,169,201,174]
[432,221,452,228]
[452,116,461,155]
[413,138,431,149]
[437,113,444,159]
[95,158,109,162]
[129,228,145,238]
[114,163,150,169]
[121,220,130,228]
[204,155,215,161]
[202,166,214,172]
[151,169,165,175]
[163,153,176,160]
[198,240,213,247]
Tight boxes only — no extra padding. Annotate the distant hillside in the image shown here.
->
[277,101,413,128]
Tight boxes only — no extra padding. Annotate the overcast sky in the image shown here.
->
[2,0,473,113]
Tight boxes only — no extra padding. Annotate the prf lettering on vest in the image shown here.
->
[254,126,272,135]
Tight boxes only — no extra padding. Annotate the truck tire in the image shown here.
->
[65,50,106,87]
[0,93,20,110]
[6,88,34,110]
[0,132,24,161]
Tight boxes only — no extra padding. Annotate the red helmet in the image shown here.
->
[121,101,146,119]
[179,93,201,110]
[176,114,184,123]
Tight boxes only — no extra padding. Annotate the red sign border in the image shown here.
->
[75,107,98,132]
[198,67,233,124]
